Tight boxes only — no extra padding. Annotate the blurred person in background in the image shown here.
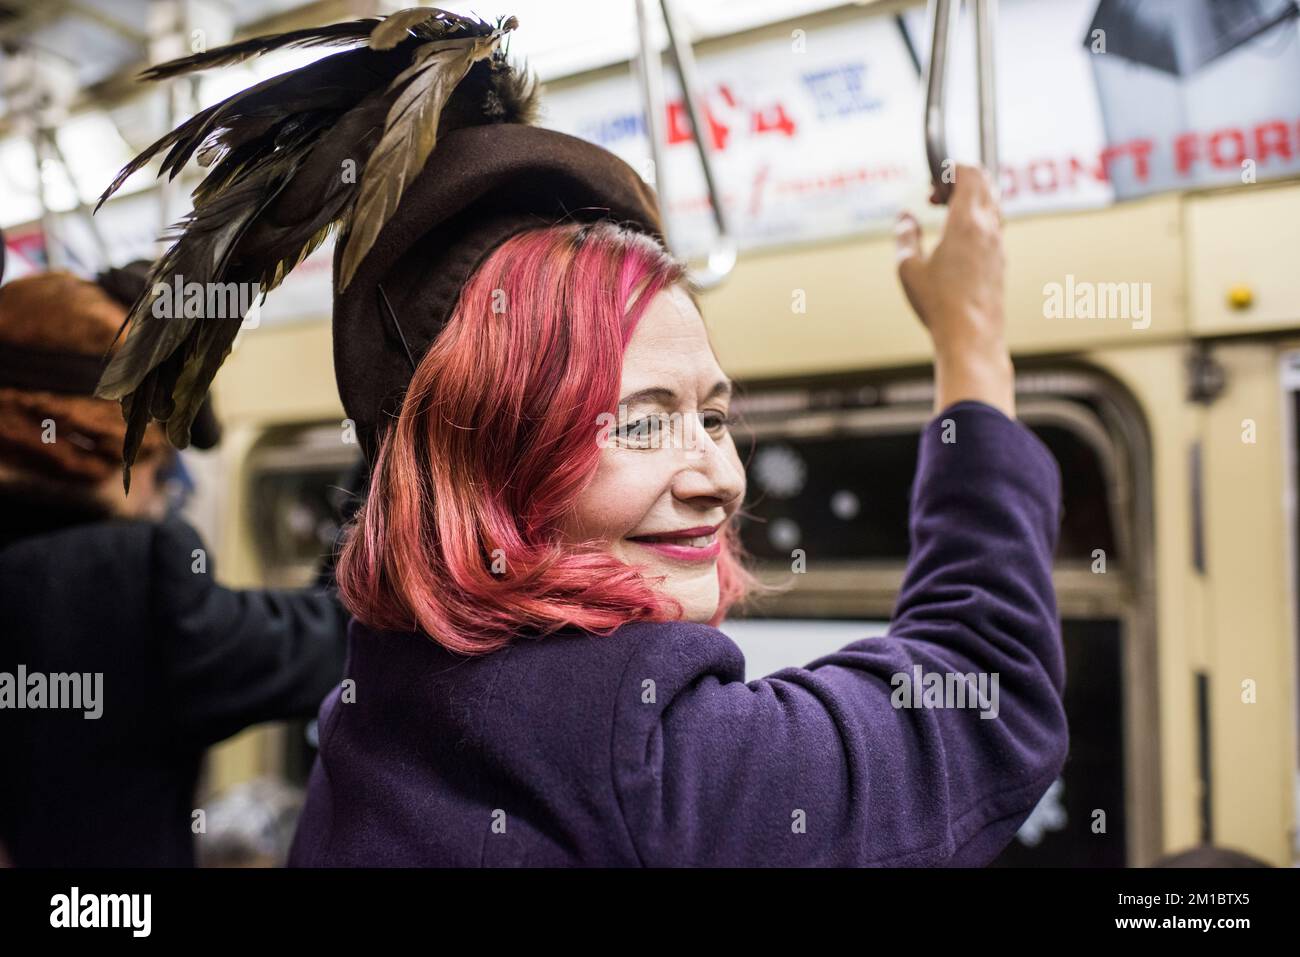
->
[0,263,349,867]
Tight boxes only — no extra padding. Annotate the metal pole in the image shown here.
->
[633,0,670,242]
[924,0,959,204]
[630,0,735,289]
[974,0,1000,195]
[660,0,726,241]
[924,0,998,203]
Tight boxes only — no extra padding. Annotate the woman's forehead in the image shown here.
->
[621,287,726,394]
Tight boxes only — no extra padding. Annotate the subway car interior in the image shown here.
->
[1,0,1299,873]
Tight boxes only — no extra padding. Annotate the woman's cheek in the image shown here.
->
[569,448,664,543]
[599,450,669,535]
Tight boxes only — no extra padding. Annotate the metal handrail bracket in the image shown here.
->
[924,0,999,204]
[633,0,735,290]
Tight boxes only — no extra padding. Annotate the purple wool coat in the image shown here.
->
[289,400,1068,866]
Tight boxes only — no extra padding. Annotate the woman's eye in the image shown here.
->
[618,415,666,447]
[702,410,735,436]
[614,411,733,448]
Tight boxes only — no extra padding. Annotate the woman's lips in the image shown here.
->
[626,527,722,562]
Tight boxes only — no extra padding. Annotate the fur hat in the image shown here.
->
[0,271,170,484]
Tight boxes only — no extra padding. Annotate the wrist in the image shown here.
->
[933,348,1015,419]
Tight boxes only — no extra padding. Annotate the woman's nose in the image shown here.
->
[672,419,745,508]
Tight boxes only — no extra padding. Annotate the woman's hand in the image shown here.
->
[894,164,1015,419]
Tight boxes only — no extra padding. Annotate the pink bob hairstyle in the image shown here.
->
[336,220,756,655]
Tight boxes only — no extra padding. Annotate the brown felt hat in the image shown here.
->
[333,122,665,461]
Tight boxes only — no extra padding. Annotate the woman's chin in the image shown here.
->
[611,543,721,623]
[663,576,720,624]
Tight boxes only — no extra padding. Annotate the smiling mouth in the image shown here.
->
[628,531,716,547]
[626,526,722,561]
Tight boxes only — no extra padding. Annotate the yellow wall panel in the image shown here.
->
[1187,182,1300,335]
[1197,344,1296,863]
[701,195,1188,379]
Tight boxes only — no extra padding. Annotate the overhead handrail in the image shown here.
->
[924,0,1000,204]
[3,44,109,269]
[633,0,735,290]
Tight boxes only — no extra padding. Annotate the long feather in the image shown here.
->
[94,8,531,486]
[372,7,499,49]
[139,19,382,80]
[95,102,223,209]
[163,314,243,449]
[97,47,387,210]
[337,30,507,289]
[98,138,307,426]
[370,8,441,50]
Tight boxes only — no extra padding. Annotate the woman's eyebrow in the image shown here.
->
[618,379,732,407]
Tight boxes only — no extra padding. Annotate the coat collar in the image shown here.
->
[0,480,115,549]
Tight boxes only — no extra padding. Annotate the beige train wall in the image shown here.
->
[206,178,1300,865]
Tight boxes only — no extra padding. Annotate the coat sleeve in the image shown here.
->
[610,400,1069,866]
[148,517,350,749]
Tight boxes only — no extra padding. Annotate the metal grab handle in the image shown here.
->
[633,0,735,290]
[924,0,999,204]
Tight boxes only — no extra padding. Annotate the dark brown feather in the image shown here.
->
[372,7,497,49]
[94,8,530,486]
[370,8,440,50]
[97,46,392,211]
[139,19,382,81]
[337,38,490,290]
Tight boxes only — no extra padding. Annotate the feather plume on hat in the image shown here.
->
[94,7,539,489]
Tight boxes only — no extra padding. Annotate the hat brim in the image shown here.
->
[331,123,665,461]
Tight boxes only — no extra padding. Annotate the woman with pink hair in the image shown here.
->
[92,9,1065,867]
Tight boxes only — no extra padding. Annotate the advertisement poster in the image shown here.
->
[541,0,1300,258]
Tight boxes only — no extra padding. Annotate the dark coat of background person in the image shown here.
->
[0,484,349,867]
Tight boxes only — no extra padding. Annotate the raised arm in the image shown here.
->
[149,516,350,749]
[611,167,1068,866]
